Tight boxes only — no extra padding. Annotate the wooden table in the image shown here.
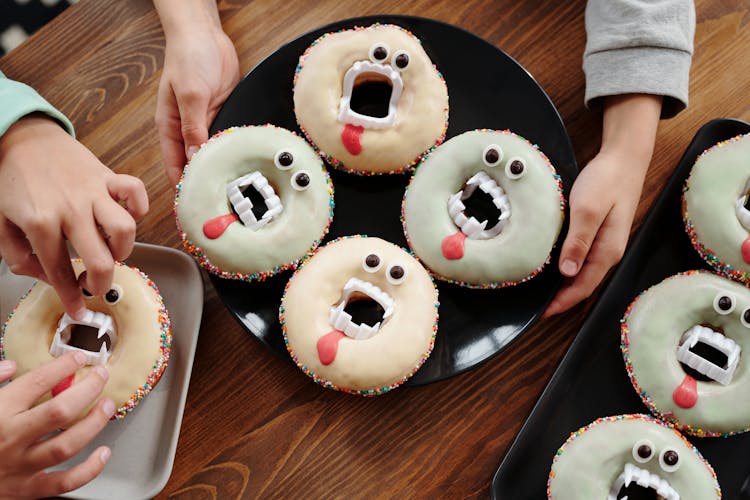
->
[2,0,748,497]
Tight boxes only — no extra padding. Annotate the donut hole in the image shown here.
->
[350,73,392,118]
[343,292,385,327]
[462,185,502,231]
[615,480,665,500]
[232,183,272,221]
[678,325,734,383]
[61,324,113,353]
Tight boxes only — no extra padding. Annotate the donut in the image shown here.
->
[293,23,449,174]
[622,270,750,436]
[402,129,565,287]
[0,260,171,421]
[175,125,334,280]
[683,133,750,283]
[280,236,438,395]
[548,414,720,499]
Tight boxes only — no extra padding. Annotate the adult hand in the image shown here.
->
[154,2,240,187]
[0,115,149,320]
[0,353,114,499]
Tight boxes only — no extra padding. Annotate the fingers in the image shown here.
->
[558,198,609,278]
[0,359,17,384]
[3,352,86,412]
[92,201,137,263]
[175,86,210,161]
[24,397,114,471]
[105,174,149,220]
[25,446,111,498]
[0,216,46,281]
[155,81,189,187]
[64,213,114,298]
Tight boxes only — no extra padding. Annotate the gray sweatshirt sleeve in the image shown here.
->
[583,0,695,118]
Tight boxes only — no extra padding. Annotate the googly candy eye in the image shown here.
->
[290,171,311,191]
[393,50,410,71]
[713,293,735,315]
[505,157,526,179]
[274,150,295,170]
[741,308,750,328]
[631,439,654,463]
[659,448,680,472]
[362,253,382,273]
[104,284,123,305]
[482,144,503,167]
[82,288,94,299]
[369,43,390,63]
[386,263,407,285]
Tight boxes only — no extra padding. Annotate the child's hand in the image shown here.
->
[545,94,662,317]
[0,353,115,498]
[0,115,148,320]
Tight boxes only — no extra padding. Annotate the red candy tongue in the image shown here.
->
[203,213,239,239]
[441,232,466,260]
[672,374,698,408]
[341,124,364,155]
[317,330,346,365]
[51,373,75,397]
[742,235,750,264]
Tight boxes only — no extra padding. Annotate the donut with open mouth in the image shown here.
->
[175,125,334,280]
[622,270,750,436]
[684,133,750,283]
[402,129,565,287]
[0,260,171,421]
[293,24,449,174]
[547,414,720,499]
[280,236,438,395]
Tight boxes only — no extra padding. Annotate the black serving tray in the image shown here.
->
[491,118,750,499]
[207,15,578,385]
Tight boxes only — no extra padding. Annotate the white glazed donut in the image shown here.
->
[684,133,750,283]
[293,23,449,174]
[280,236,438,395]
[175,125,334,280]
[548,414,720,499]
[402,129,565,287]
[1,261,171,421]
[622,270,750,436]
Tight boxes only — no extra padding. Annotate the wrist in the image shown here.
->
[0,113,64,158]
[598,94,662,165]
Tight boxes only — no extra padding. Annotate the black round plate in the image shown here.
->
[208,15,577,385]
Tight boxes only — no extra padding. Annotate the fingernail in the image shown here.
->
[71,306,87,321]
[93,365,109,381]
[102,399,115,417]
[187,146,199,159]
[560,259,579,276]
[0,359,16,376]
[100,447,112,465]
[73,351,86,365]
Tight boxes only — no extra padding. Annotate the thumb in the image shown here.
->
[559,201,607,277]
[175,88,210,161]
[0,359,17,383]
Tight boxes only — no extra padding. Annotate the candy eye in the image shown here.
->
[482,144,503,167]
[290,171,311,191]
[274,150,295,170]
[104,284,123,305]
[362,253,382,273]
[631,439,654,463]
[713,293,735,315]
[659,448,680,472]
[369,43,389,63]
[505,157,526,179]
[393,50,410,71]
[742,308,750,328]
[386,263,407,285]
[82,288,93,299]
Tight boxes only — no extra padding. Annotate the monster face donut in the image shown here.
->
[175,125,334,280]
[548,414,720,499]
[280,236,438,395]
[1,261,171,421]
[293,24,449,174]
[684,133,750,283]
[622,270,750,436]
[402,129,565,287]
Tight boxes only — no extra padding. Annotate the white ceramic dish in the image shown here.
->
[0,243,203,499]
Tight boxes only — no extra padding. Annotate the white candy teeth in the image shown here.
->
[328,278,394,340]
[338,60,404,129]
[677,324,741,385]
[608,463,680,500]
[735,195,750,231]
[226,171,284,230]
[50,309,116,366]
[447,171,511,240]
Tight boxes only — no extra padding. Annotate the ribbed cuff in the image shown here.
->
[0,76,75,138]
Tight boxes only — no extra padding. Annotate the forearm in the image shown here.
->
[153,0,222,40]
[599,94,663,172]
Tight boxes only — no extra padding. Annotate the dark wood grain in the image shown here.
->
[2,0,748,497]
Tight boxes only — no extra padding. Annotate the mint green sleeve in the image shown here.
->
[0,70,75,137]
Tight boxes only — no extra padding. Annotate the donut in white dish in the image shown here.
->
[622,270,750,436]
[684,133,750,283]
[293,24,449,174]
[548,414,720,499]
[175,125,334,280]
[1,261,171,421]
[280,236,438,395]
[402,129,565,288]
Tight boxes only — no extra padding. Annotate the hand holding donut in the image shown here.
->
[545,94,662,316]
[0,114,148,321]
[0,353,115,498]
[153,0,240,187]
